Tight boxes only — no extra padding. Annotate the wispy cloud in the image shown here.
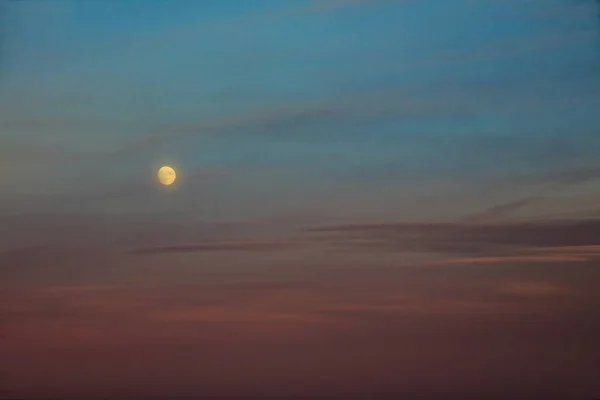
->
[129,238,305,255]
[434,254,591,266]
[310,219,600,256]
[464,163,600,222]
[527,244,600,254]
[106,88,474,160]
[4,276,597,398]
[437,243,600,266]
[396,26,598,74]
[532,163,600,186]
[463,196,540,223]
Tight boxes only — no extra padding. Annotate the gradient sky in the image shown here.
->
[1,1,600,399]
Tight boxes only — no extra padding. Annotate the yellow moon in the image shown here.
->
[158,166,177,186]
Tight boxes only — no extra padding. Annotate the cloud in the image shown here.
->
[0,277,546,338]
[0,214,277,284]
[310,219,600,256]
[398,27,597,73]
[3,248,598,399]
[533,163,600,186]
[527,244,600,254]
[434,254,591,265]
[462,163,600,222]
[107,88,474,160]
[128,238,304,255]
[434,243,600,267]
[0,282,342,343]
[462,196,540,223]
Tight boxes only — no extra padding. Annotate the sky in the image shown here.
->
[1,0,600,398]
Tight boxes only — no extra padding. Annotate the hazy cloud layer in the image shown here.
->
[311,219,600,255]
[3,263,600,398]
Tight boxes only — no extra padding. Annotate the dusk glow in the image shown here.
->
[1,1,600,399]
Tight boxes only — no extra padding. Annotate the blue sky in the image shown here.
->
[2,0,599,223]
[0,1,599,227]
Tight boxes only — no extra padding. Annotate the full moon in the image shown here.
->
[158,166,177,186]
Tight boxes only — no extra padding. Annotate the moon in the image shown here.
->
[158,166,177,186]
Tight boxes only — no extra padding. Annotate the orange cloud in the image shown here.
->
[435,243,600,266]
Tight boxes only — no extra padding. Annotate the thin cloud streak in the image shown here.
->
[107,89,474,159]
[463,196,540,223]
[434,254,590,265]
[129,238,305,255]
[310,219,600,255]
[463,162,600,222]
